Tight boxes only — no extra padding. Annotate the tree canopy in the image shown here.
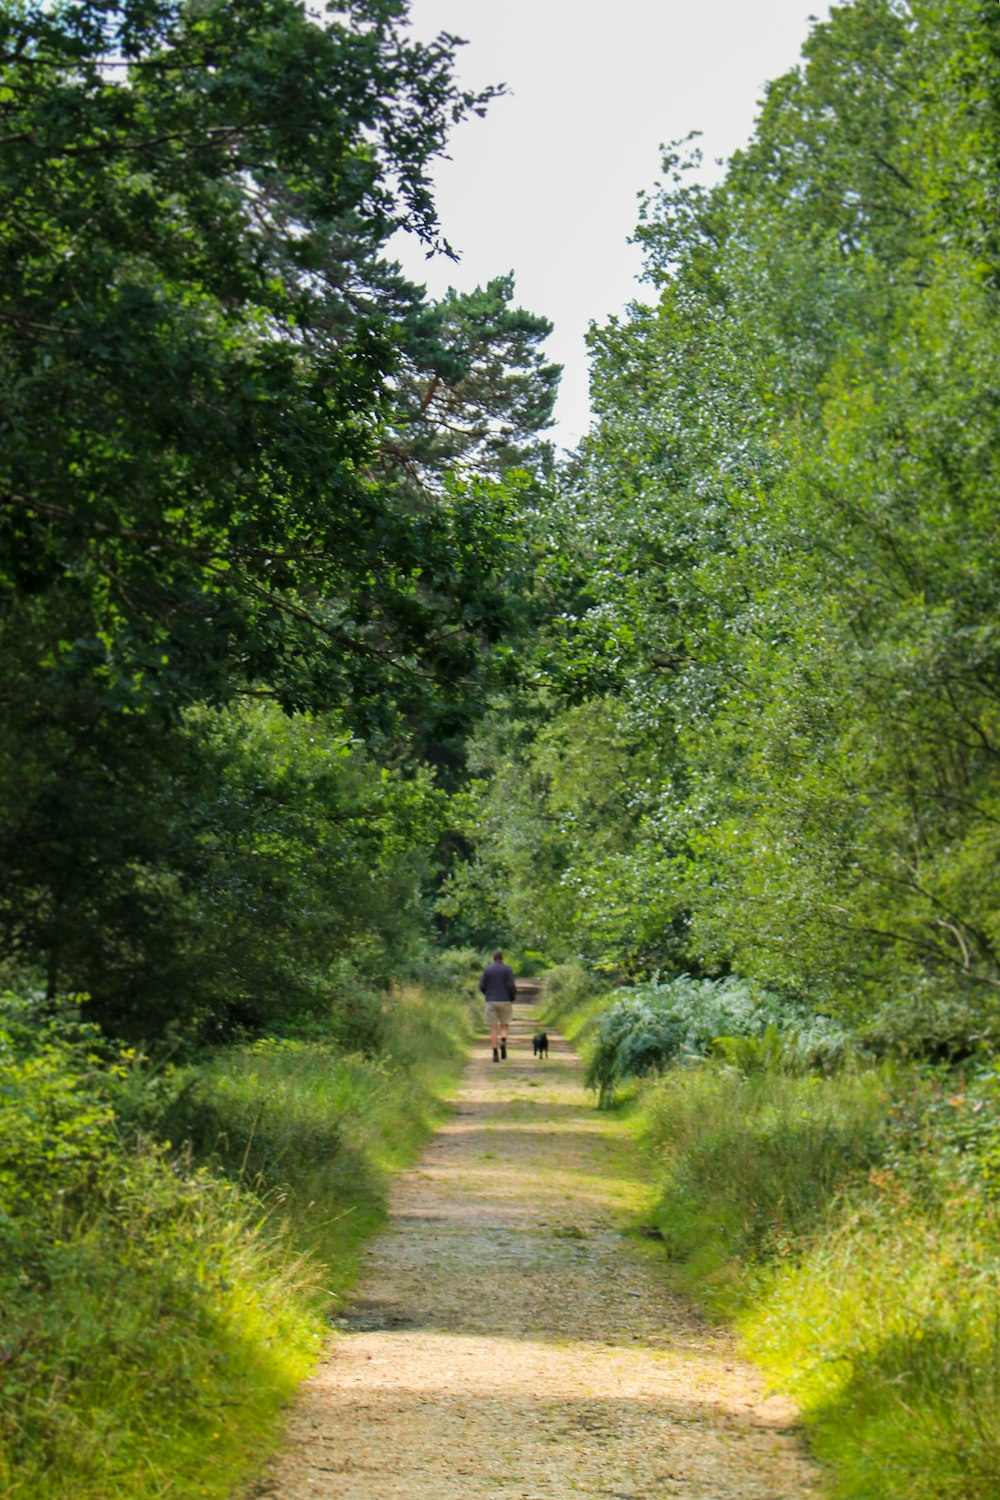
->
[0,0,545,723]
[3,0,999,1060]
[450,0,1000,1053]
[0,0,559,1032]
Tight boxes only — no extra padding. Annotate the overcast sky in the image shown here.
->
[391,0,828,450]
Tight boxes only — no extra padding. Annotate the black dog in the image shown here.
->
[532,1031,549,1058]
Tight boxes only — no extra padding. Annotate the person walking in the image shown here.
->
[479,949,516,1062]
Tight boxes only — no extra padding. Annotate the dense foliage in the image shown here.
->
[452,0,1000,1057]
[585,974,851,1104]
[1,0,515,716]
[0,0,558,1035]
[0,998,318,1496]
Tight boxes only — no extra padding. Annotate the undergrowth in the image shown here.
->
[146,982,471,1275]
[587,973,851,1104]
[640,1053,1000,1500]
[0,980,473,1500]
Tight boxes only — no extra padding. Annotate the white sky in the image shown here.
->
[391,0,828,451]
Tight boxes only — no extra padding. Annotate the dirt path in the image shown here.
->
[250,1000,820,1499]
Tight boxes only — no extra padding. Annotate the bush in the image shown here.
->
[543,959,606,1010]
[586,973,852,1104]
[863,975,1000,1061]
[402,946,483,990]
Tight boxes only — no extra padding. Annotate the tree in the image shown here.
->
[0,0,565,1031]
[381,273,561,494]
[450,0,1000,1051]
[0,0,517,724]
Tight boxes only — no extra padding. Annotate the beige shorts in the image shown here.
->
[484,1001,513,1027]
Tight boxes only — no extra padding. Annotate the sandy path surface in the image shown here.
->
[248,1000,819,1499]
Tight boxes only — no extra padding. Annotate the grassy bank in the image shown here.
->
[643,1060,1000,1500]
[641,1065,890,1313]
[546,970,1000,1499]
[740,1064,1000,1499]
[0,980,474,1500]
[155,981,472,1281]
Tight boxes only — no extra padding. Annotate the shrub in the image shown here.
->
[543,959,606,1009]
[404,946,483,989]
[586,973,851,1104]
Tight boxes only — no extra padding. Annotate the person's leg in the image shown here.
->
[486,1003,500,1061]
[498,1002,511,1059]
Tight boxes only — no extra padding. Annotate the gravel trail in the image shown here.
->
[248,999,819,1499]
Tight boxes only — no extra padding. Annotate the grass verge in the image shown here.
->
[639,1056,1000,1500]
[0,981,473,1500]
[547,972,1000,1497]
[157,982,472,1287]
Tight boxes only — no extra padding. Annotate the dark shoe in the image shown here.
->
[492,1047,499,1062]
[500,1039,507,1060]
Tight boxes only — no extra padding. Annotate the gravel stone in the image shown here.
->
[245,1002,819,1499]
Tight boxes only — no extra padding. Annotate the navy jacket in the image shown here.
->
[479,960,516,1003]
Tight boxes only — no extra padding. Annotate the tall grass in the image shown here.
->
[742,1186,1000,1499]
[0,1149,322,1500]
[639,1055,1000,1500]
[641,1063,889,1313]
[0,1015,323,1500]
[159,983,473,1276]
[0,981,473,1500]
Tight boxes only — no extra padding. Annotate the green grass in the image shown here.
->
[0,981,474,1500]
[544,969,1000,1496]
[741,1188,1000,1499]
[637,1054,1000,1500]
[640,1063,890,1314]
[162,982,472,1283]
[0,1156,322,1500]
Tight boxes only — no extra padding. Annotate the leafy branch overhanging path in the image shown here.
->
[249,998,819,1498]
